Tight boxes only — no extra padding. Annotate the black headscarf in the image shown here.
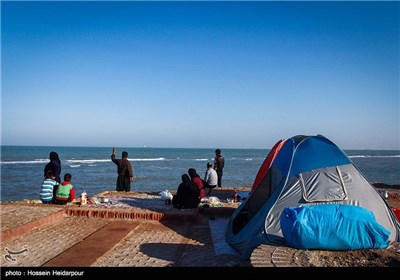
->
[188,168,199,179]
[49,151,61,165]
[44,151,62,183]
[181,174,191,185]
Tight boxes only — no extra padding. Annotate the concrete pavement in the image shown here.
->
[2,186,399,269]
[0,189,247,268]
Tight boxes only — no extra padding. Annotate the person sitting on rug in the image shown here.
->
[54,173,75,205]
[172,174,200,209]
[188,168,205,199]
[203,162,218,196]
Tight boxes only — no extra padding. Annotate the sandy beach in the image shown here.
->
[1,184,400,269]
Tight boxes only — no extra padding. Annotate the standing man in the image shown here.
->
[111,147,134,192]
[214,148,225,188]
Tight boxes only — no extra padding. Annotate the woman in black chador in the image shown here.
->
[172,174,200,209]
[44,151,62,183]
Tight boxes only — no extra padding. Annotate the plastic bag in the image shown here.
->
[159,190,173,200]
[280,204,390,250]
[208,196,221,205]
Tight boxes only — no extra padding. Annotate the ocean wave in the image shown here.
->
[67,158,166,163]
[131,157,165,161]
[349,155,400,158]
[1,157,167,165]
[66,159,110,164]
[2,155,397,165]
[232,157,262,161]
[0,159,48,164]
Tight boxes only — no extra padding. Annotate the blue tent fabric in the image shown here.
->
[272,136,351,178]
[280,204,390,250]
[289,136,351,177]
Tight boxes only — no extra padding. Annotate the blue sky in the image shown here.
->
[2,1,399,149]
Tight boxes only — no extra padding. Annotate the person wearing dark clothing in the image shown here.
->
[188,168,205,198]
[111,147,134,192]
[172,174,200,209]
[44,151,62,183]
[214,149,225,188]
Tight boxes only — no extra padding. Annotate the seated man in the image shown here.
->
[203,162,218,196]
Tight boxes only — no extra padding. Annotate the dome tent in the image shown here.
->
[225,135,400,259]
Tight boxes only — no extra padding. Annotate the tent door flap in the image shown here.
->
[300,166,348,203]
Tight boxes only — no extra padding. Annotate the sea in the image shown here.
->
[1,146,399,202]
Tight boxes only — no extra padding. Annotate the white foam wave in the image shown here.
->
[66,159,110,164]
[66,158,166,164]
[1,157,167,165]
[0,159,48,164]
[131,157,165,162]
[349,155,400,158]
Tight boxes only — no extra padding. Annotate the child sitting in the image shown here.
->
[40,170,58,204]
[54,173,75,205]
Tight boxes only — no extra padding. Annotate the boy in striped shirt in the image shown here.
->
[40,170,58,203]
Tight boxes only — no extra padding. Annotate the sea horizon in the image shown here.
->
[2,144,399,151]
